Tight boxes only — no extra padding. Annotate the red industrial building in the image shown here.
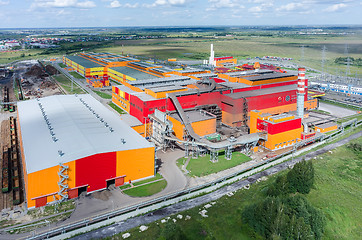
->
[112,72,317,127]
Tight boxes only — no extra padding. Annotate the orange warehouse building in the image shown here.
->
[17,94,155,208]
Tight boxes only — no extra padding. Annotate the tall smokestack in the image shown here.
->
[297,68,306,119]
[209,44,215,67]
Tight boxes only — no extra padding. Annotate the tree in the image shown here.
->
[287,160,314,194]
[267,174,289,196]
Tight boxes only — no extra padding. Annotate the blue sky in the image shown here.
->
[0,0,361,28]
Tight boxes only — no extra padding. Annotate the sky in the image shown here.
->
[0,0,361,28]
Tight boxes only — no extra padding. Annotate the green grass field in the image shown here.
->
[307,137,361,239]
[178,152,250,177]
[110,136,361,240]
[108,102,125,114]
[94,90,112,99]
[58,63,66,68]
[0,49,43,65]
[122,180,167,197]
[311,109,330,114]
[120,173,163,190]
[69,71,85,79]
[53,74,85,94]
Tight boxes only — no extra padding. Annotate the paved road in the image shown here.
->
[70,131,362,240]
[319,102,357,118]
[62,150,188,225]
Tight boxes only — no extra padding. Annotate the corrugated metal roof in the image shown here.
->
[226,85,297,99]
[66,55,103,68]
[110,66,159,80]
[18,94,153,174]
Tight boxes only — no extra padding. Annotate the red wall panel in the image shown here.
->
[67,188,78,199]
[267,118,301,135]
[75,152,117,192]
[115,177,125,187]
[35,197,47,208]
[257,118,266,131]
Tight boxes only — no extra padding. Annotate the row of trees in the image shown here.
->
[242,160,325,240]
[335,57,362,66]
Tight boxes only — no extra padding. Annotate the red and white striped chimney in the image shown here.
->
[297,68,306,119]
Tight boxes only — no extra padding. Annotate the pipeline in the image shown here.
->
[167,78,264,150]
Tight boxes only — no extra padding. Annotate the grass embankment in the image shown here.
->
[53,74,85,94]
[108,102,125,114]
[5,200,75,234]
[121,174,167,197]
[311,109,330,114]
[94,90,112,99]
[320,99,362,111]
[178,152,250,177]
[110,136,361,240]
[307,138,362,239]
[69,71,85,79]
[58,63,66,68]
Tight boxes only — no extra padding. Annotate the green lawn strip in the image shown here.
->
[336,113,362,124]
[112,136,361,240]
[69,71,85,79]
[181,152,250,177]
[122,179,167,197]
[108,102,126,114]
[120,173,163,190]
[94,90,112,99]
[58,63,66,68]
[311,109,330,114]
[53,74,85,94]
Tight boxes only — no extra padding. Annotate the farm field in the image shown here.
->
[2,33,361,76]
[97,35,362,75]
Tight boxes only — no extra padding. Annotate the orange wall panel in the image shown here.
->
[266,127,302,150]
[26,161,75,208]
[116,147,155,183]
[222,111,244,127]
[315,124,338,133]
[191,118,216,137]
[167,115,185,140]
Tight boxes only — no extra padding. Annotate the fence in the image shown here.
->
[14,120,362,239]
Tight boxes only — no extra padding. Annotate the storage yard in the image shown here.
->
[0,44,360,240]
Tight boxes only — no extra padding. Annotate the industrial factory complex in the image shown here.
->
[5,45,355,211]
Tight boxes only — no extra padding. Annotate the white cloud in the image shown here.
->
[109,1,139,8]
[323,3,347,12]
[32,0,96,9]
[248,1,273,14]
[56,9,71,16]
[145,0,189,8]
[0,0,9,6]
[110,0,121,8]
[206,0,244,11]
[124,3,139,8]
[279,3,304,11]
